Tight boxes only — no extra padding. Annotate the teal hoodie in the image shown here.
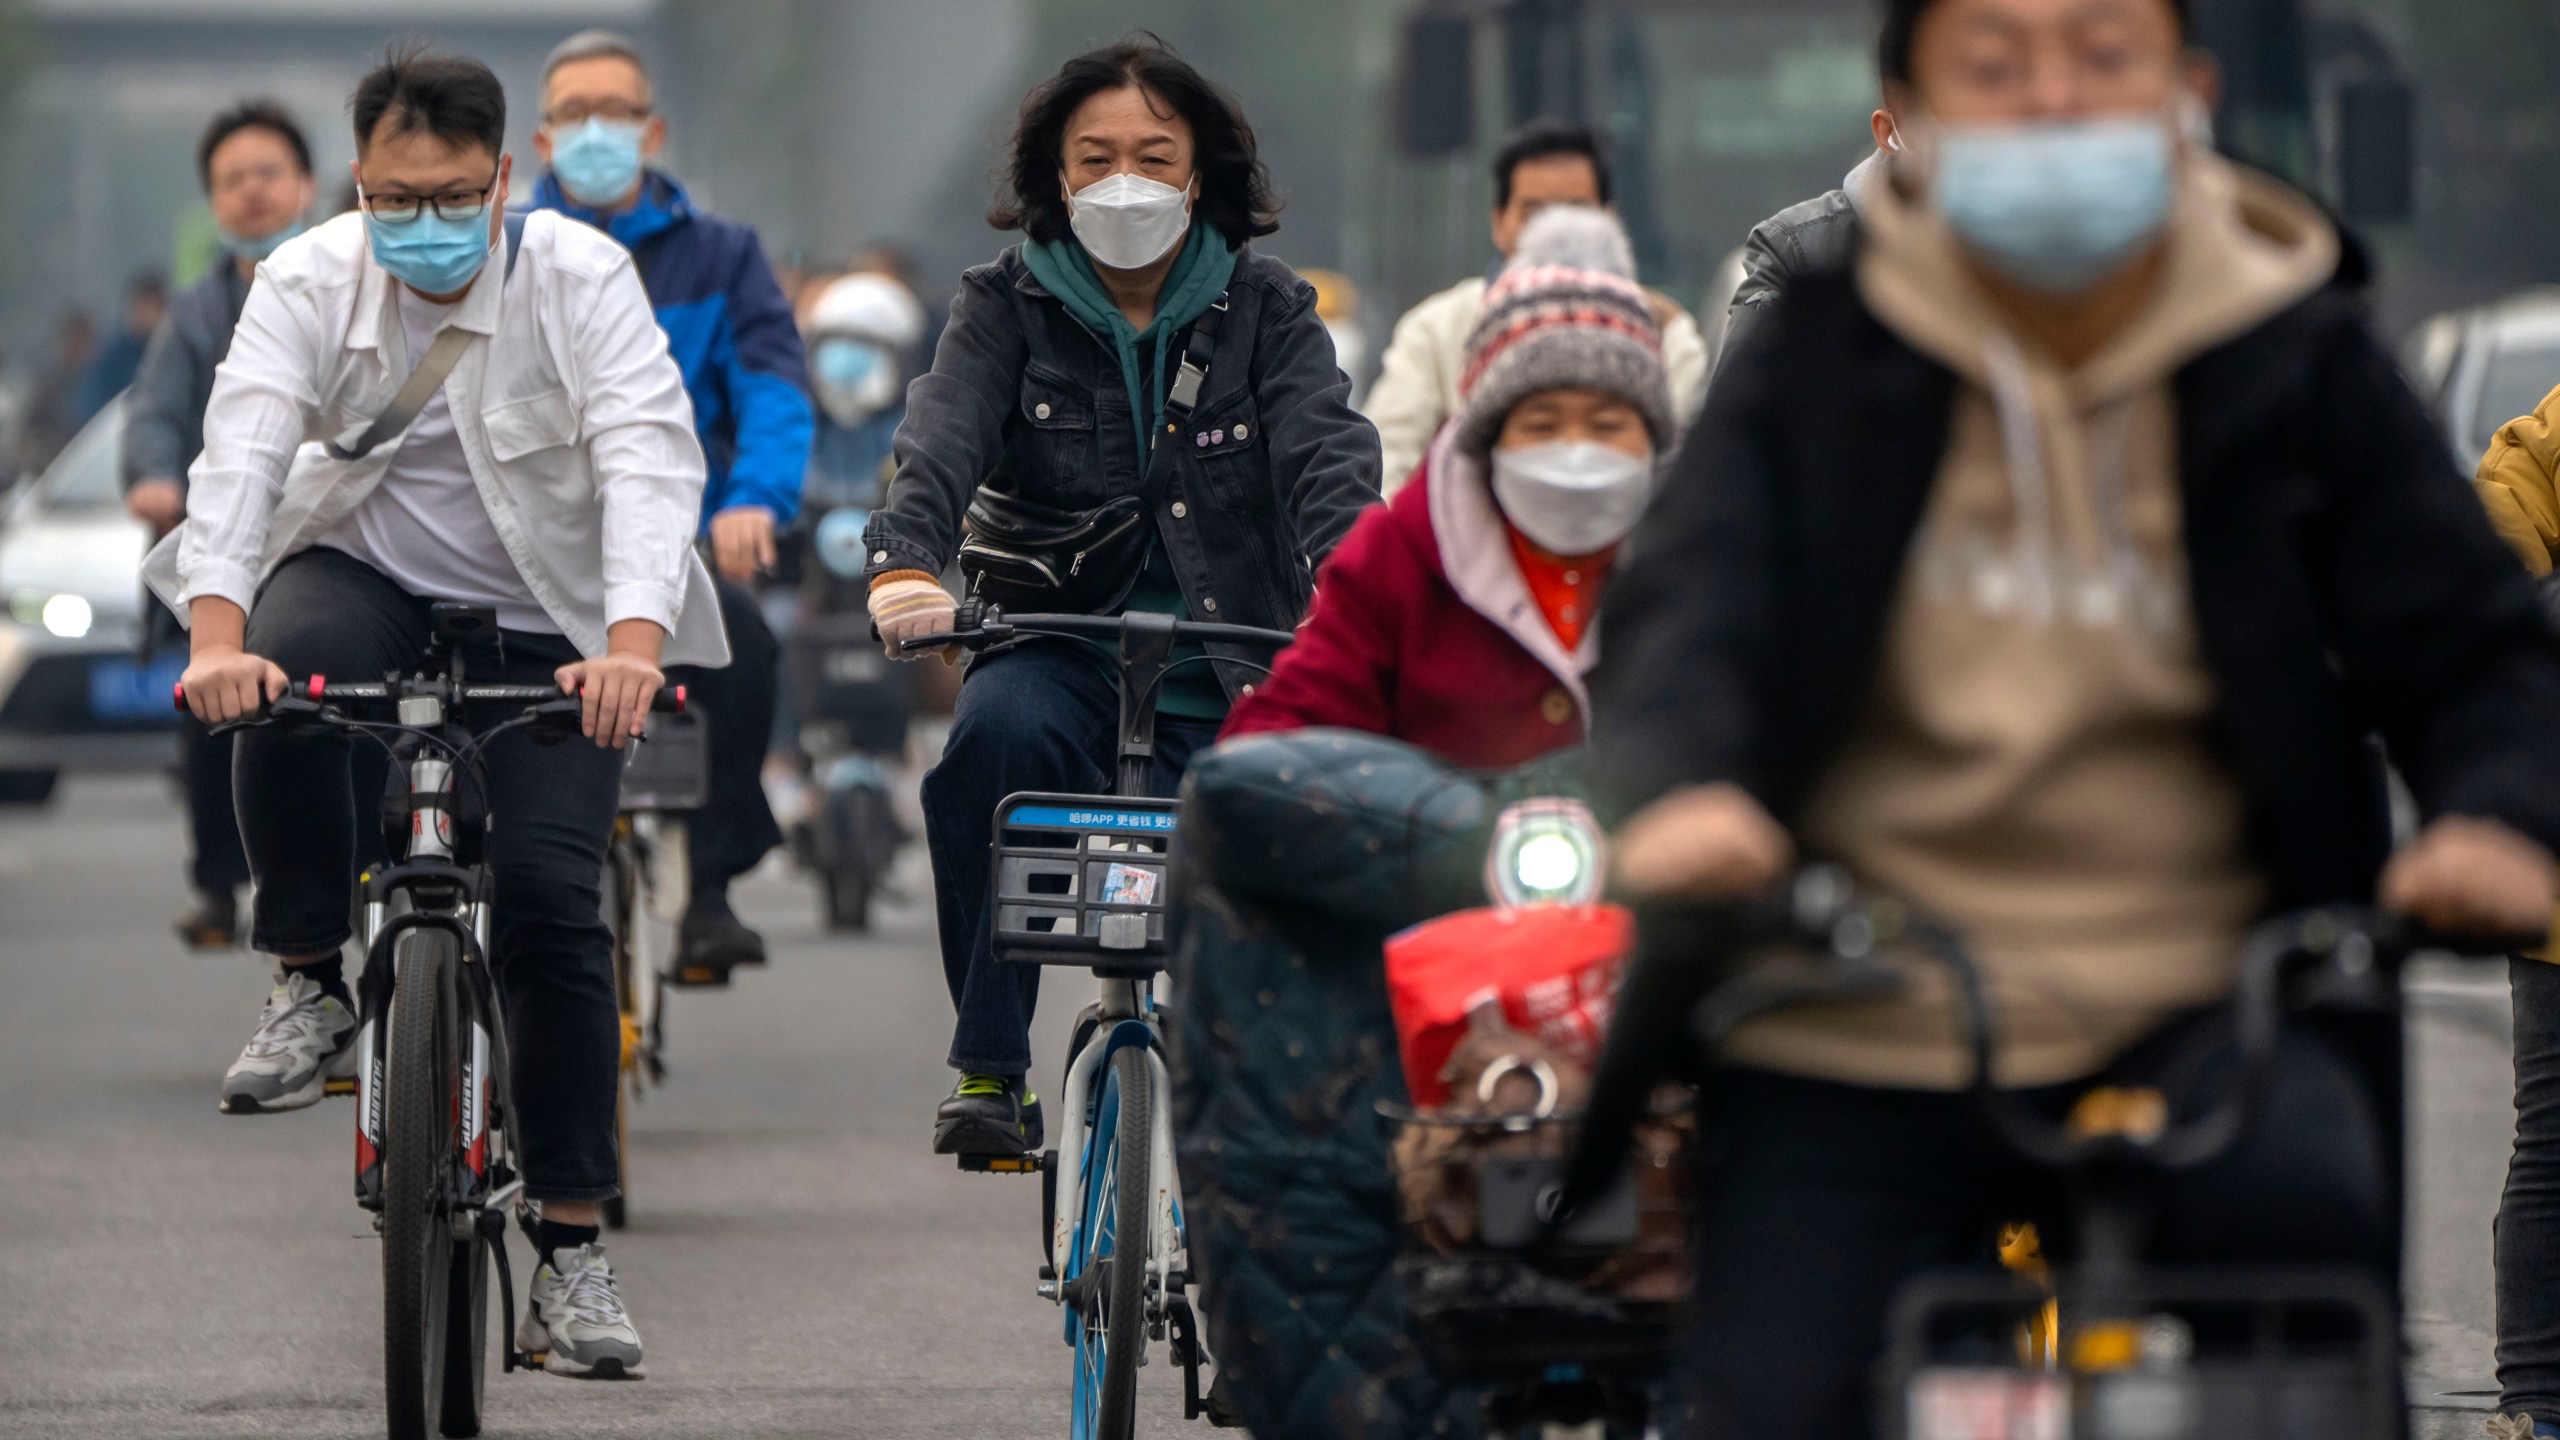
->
[1020,224,1238,717]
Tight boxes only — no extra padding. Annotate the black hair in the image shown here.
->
[349,45,506,158]
[1491,119,1611,210]
[197,100,313,192]
[990,33,1280,246]
[1878,0,2192,85]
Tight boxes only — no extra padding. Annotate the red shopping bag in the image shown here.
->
[1383,903,1634,1107]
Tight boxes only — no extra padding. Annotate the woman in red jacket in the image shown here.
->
[1222,206,1675,767]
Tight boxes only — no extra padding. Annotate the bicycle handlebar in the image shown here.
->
[1559,869,2539,1221]
[174,676,688,720]
[895,601,1295,657]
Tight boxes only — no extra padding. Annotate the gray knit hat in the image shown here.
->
[1451,206,1673,460]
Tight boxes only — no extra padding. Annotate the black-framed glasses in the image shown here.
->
[359,174,500,225]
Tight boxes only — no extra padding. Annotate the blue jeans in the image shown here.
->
[921,640,1219,1077]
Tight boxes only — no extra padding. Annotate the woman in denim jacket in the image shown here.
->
[863,35,1380,1156]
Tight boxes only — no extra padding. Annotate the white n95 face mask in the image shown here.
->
[1066,172,1193,270]
[1489,440,1655,556]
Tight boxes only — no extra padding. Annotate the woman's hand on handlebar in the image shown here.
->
[2381,815,2558,948]
[1611,782,1796,901]
[180,645,287,724]
[868,574,958,663]
[555,620,665,750]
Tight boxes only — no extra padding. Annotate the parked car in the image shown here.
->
[2404,286,2560,476]
[0,394,179,804]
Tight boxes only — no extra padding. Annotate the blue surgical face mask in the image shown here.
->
[1928,111,2177,293]
[550,118,647,208]
[219,216,306,263]
[362,184,497,296]
[812,336,897,427]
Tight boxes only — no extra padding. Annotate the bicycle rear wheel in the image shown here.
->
[383,929,470,1440]
[1071,1045,1153,1440]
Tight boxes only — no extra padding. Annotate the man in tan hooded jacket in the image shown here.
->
[1590,0,2560,1435]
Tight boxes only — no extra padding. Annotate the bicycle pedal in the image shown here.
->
[667,963,731,989]
[956,1152,1044,1175]
[322,1077,358,1097]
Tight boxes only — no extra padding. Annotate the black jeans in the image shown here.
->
[919,640,1218,1077]
[1679,1018,2396,1440]
[151,596,249,898]
[2500,958,2560,1418]
[235,548,624,1202]
[182,716,248,895]
[666,575,783,898]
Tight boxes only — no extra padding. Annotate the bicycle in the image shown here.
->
[1566,870,2521,1440]
[179,602,684,1440]
[599,709,709,1229]
[900,600,1294,1440]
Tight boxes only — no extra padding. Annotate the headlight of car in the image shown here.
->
[1483,797,1606,908]
[10,589,93,639]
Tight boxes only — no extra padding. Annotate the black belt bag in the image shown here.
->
[960,294,1228,615]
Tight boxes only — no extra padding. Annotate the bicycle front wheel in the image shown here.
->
[1072,1045,1153,1440]
[382,929,469,1440]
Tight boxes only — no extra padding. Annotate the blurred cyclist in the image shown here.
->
[124,99,317,949]
[160,46,724,1379]
[1365,120,1707,494]
[1591,0,2560,1434]
[1225,206,1667,768]
[864,36,1377,1157]
[803,271,926,508]
[527,30,814,979]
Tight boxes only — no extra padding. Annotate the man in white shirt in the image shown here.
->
[161,49,722,1379]
[1362,120,1710,493]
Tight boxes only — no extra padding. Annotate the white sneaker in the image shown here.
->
[219,970,357,1114]
[516,1243,646,1378]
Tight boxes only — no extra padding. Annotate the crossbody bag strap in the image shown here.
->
[325,213,527,462]
[1137,291,1231,503]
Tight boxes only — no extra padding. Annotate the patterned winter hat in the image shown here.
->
[1452,206,1673,460]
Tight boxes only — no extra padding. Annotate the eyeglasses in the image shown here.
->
[544,102,652,126]
[358,174,501,225]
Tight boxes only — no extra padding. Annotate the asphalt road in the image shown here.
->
[0,774,2528,1438]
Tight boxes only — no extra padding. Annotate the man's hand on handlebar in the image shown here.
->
[555,620,667,750]
[868,575,958,664]
[179,596,285,725]
[1611,782,1796,900]
[2381,815,2558,949]
[180,646,288,725]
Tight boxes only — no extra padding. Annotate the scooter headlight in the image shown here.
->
[814,507,873,579]
[1485,797,1605,908]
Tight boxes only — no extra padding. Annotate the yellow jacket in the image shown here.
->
[2476,381,2560,575]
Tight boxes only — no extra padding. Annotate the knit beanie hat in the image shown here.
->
[1451,206,1673,461]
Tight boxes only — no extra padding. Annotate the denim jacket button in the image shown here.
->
[1170,501,1188,519]
[1034,402,1051,420]
[1233,422,1249,440]
[1202,596,1219,613]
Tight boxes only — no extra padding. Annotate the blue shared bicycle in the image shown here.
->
[905,602,1292,1438]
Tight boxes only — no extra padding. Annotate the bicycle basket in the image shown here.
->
[990,792,1178,973]
[1383,1075,1693,1384]
[618,711,709,811]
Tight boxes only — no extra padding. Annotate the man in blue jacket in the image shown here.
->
[530,29,814,974]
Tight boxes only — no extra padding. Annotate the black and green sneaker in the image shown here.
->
[934,1072,1046,1156]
